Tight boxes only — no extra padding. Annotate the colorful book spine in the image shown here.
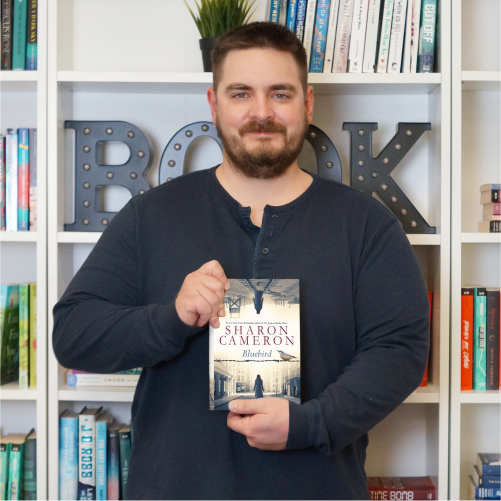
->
[481,190,500,204]
[461,287,474,391]
[332,0,355,72]
[106,424,120,501]
[486,289,500,390]
[11,0,27,70]
[118,426,131,500]
[17,128,29,231]
[410,0,422,72]
[25,0,36,70]
[7,441,24,500]
[309,0,331,72]
[67,372,140,387]
[387,0,407,72]
[96,416,109,501]
[347,0,370,73]
[483,215,501,222]
[469,476,501,500]
[401,0,413,72]
[278,0,288,25]
[417,0,436,73]
[295,0,308,42]
[478,453,501,476]
[287,0,298,32]
[59,410,79,501]
[29,283,36,387]
[478,221,501,233]
[376,0,394,72]
[302,0,318,67]
[18,284,30,389]
[0,136,5,230]
[5,129,18,232]
[0,442,9,500]
[322,0,340,73]
[474,465,501,489]
[28,129,37,231]
[362,0,382,72]
[0,284,20,385]
[483,203,501,216]
[23,431,36,500]
[1,0,13,69]
[269,0,280,22]
[473,287,487,390]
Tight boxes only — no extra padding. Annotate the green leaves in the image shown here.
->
[184,0,257,39]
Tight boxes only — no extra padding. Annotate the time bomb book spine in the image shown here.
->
[209,279,301,411]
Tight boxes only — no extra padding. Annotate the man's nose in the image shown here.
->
[249,93,275,122]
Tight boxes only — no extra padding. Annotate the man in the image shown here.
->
[52,22,430,499]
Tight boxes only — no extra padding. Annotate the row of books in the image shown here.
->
[0,429,36,500]
[479,184,500,234]
[0,129,37,232]
[461,287,500,391]
[269,0,438,74]
[367,476,436,500]
[468,453,501,500]
[65,369,142,387]
[0,283,37,389]
[59,408,132,501]
[1,0,37,70]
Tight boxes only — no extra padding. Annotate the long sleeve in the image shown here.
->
[52,198,204,373]
[284,217,430,455]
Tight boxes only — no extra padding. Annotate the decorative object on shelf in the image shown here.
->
[64,121,153,232]
[343,122,436,234]
[158,121,342,185]
[184,0,257,72]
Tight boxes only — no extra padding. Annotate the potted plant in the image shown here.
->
[184,0,257,72]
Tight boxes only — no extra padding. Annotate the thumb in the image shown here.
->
[229,399,266,415]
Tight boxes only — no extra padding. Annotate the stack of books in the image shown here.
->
[479,184,500,233]
[0,129,38,232]
[0,283,37,389]
[59,408,132,501]
[468,454,501,500]
[367,476,437,499]
[0,429,37,500]
[269,0,438,74]
[461,288,500,391]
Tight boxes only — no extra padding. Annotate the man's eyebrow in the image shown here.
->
[224,83,298,93]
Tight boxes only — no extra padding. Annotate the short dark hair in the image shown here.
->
[211,22,308,95]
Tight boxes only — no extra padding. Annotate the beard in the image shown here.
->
[215,112,308,180]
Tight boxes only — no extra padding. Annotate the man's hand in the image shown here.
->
[227,398,289,451]
[175,260,230,329]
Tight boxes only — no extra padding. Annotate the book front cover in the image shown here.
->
[210,279,301,411]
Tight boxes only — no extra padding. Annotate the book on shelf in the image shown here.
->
[309,0,331,73]
[481,191,501,205]
[473,464,501,489]
[23,430,36,500]
[96,414,111,501]
[25,0,36,70]
[486,289,500,390]
[376,0,394,72]
[362,0,383,73]
[409,0,423,72]
[478,454,501,477]
[1,0,13,70]
[0,438,8,500]
[5,129,17,232]
[0,284,19,385]
[106,422,121,501]
[387,0,408,73]
[469,475,501,500]
[11,0,27,70]
[473,287,487,390]
[18,283,30,388]
[28,129,36,231]
[367,476,437,500]
[210,279,301,411]
[1,429,33,501]
[17,128,29,231]
[478,221,501,233]
[461,287,474,391]
[419,290,433,387]
[278,0,288,25]
[322,0,340,73]
[29,283,36,387]
[66,370,141,387]
[483,203,501,217]
[400,0,413,73]
[269,0,280,23]
[286,0,298,32]
[59,410,79,501]
[332,0,355,72]
[347,0,369,73]
[302,0,317,67]
[118,425,131,501]
[0,136,4,230]
[295,0,308,42]
[417,0,437,73]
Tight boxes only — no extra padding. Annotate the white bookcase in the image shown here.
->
[450,1,501,500]
[0,1,48,498]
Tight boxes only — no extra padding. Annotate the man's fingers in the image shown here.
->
[227,412,250,436]
[198,260,230,291]
[195,285,222,326]
[199,275,226,303]
[228,399,266,415]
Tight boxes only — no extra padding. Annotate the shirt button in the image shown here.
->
[262,248,269,254]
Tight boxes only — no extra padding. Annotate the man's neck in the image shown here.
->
[215,159,313,228]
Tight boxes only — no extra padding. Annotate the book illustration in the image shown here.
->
[210,279,300,411]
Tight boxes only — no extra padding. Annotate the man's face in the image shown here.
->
[208,48,314,180]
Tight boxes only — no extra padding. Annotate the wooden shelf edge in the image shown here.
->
[0,70,38,81]
[58,385,135,402]
[403,385,440,404]
[461,233,501,243]
[0,382,38,400]
[460,390,501,404]
[57,232,102,243]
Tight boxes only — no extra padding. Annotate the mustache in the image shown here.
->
[239,121,287,136]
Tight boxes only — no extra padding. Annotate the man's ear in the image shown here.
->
[207,87,218,125]
[305,85,314,124]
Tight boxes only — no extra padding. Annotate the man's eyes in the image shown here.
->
[233,93,289,99]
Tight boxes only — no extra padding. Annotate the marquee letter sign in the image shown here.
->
[343,122,436,234]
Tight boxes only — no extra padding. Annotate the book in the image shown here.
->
[461,287,474,391]
[474,465,501,489]
[322,0,340,73]
[269,0,280,23]
[481,190,501,205]
[483,215,501,222]
[23,430,36,500]
[210,279,301,410]
[401,0,413,72]
[295,0,308,42]
[18,283,30,389]
[78,407,103,500]
[286,0,298,32]
[118,425,131,500]
[362,0,382,72]
[309,0,332,72]
[278,0,288,25]
[376,0,394,72]
[386,0,407,73]
[17,128,29,231]
[302,0,318,67]
[29,283,36,387]
[347,0,370,73]
[1,0,13,69]
[0,285,19,385]
[70,368,142,375]
[480,183,501,191]
[367,476,437,500]
[96,414,111,501]
[25,0,36,70]
[479,221,501,233]
[469,475,501,500]
[419,290,432,387]
[59,410,79,501]
[0,136,5,230]
[6,431,32,500]
[473,287,487,390]
[5,129,18,232]
[332,0,355,72]
[28,129,36,231]
[478,454,501,477]
[417,0,436,73]
[106,423,121,501]
[410,0,422,72]
[0,438,9,500]
[67,371,140,387]
[483,203,501,217]
[11,0,27,70]
[486,289,500,390]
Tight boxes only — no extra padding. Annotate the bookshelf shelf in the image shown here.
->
[0,232,38,243]
[0,70,38,81]
[462,71,501,91]
[0,382,38,400]
[58,385,135,403]
[403,386,440,404]
[461,233,501,244]
[460,391,501,405]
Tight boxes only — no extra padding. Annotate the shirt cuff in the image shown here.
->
[284,399,320,451]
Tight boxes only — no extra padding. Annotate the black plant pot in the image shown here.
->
[199,37,220,72]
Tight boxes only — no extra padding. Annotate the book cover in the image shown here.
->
[483,203,501,217]
[28,129,36,231]
[410,0,422,72]
[295,0,308,41]
[473,287,487,390]
[309,0,332,72]
[461,287,474,391]
[367,476,437,500]
[376,0,394,72]
[479,221,501,233]
[417,0,437,73]
[419,290,432,387]
[286,0,298,32]
[11,0,27,70]
[0,439,9,501]
[469,475,501,500]
[17,128,29,231]
[302,0,318,67]
[481,190,501,205]
[59,410,79,501]
[332,0,355,72]
[78,407,103,500]
[269,0,280,22]
[362,0,382,72]
[23,430,36,500]
[210,279,301,411]
[6,431,31,501]
[25,0,36,70]
[347,0,370,73]
[106,423,121,501]
[478,454,501,476]
[486,289,500,390]
[401,0,413,72]
[66,371,140,387]
[387,0,407,73]
[322,0,341,73]
[29,283,36,387]
[5,129,18,232]
[1,0,13,69]
[0,285,19,385]
[118,425,131,500]
[18,283,29,389]
[0,136,5,230]
[96,414,111,501]
[474,465,501,489]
